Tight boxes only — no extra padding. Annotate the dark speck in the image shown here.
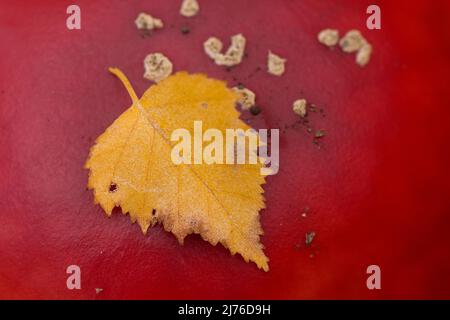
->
[309,104,318,113]
[139,29,151,38]
[249,105,261,116]
[181,26,190,35]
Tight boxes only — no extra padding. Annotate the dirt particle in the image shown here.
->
[143,53,173,82]
[293,99,307,117]
[318,28,339,47]
[339,30,366,53]
[233,86,256,110]
[180,0,200,17]
[267,51,286,76]
[356,43,373,67]
[135,13,163,31]
[204,34,247,67]
[339,29,373,67]
[314,129,327,138]
[305,231,316,246]
[203,37,223,59]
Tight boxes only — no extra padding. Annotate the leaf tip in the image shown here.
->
[260,261,270,272]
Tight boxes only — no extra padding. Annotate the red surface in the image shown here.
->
[1,0,450,299]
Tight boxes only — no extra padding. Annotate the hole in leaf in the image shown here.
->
[109,183,118,193]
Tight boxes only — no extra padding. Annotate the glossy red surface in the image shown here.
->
[1,0,449,299]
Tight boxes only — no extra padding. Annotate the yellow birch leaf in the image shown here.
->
[85,68,269,271]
